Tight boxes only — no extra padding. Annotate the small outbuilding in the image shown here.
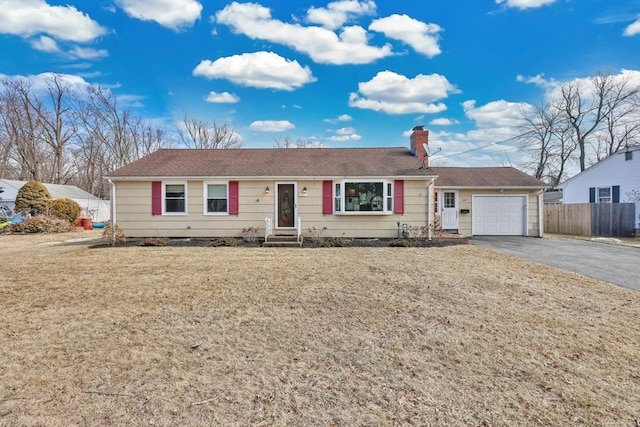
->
[0,179,110,222]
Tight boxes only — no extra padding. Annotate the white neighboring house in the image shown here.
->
[558,145,640,229]
[0,179,110,222]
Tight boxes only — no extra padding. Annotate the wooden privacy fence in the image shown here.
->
[544,203,636,237]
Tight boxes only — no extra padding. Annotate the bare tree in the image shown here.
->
[178,113,241,149]
[520,71,640,183]
[593,74,640,159]
[75,85,169,197]
[28,74,78,184]
[0,77,48,181]
[272,136,313,148]
[558,71,640,171]
[518,103,578,186]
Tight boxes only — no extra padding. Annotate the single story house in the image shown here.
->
[105,127,546,239]
[558,145,640,205]
[0,179,111,222]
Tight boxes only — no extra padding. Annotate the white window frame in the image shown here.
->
[597,187,611,204]
[333,180,393,215]
[162,181,187,215]
[203,182,229,215]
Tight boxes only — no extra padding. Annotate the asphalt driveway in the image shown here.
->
[470,236,640,292]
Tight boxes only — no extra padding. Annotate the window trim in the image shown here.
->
[162,181,188,215]
[332,180,393,215]
[597,186,612,204]
[203,182,229,215]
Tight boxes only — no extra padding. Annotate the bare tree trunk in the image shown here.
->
[27,74,77,184]
[178,113,241,149]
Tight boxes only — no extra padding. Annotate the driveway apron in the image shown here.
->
[470,236,640,292]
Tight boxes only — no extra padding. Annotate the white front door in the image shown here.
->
[441,191,458,230]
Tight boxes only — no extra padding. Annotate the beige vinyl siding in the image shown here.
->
[115,180,542,238]
[114,179,432,238]
[115,180,274,238]
[295,179,429,238]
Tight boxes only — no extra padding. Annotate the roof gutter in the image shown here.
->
[105,174,440,181]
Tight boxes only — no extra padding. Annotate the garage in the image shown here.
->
[472,195,527,236]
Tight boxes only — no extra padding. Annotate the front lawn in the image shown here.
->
[1,233,638,426]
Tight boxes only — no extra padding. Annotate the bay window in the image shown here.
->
[334,181,392,214]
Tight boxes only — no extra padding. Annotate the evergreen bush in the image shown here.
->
[14,181,51,215]
[48,198,82,224]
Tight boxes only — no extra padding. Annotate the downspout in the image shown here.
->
[427,178,435,240]
[109,179,116,243]
[538,190,544,238]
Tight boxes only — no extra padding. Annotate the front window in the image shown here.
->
[164,183,186,214]
[598,187,611,204]
[335,181,391,214]
[205,183,228,214]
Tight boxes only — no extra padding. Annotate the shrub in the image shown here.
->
[389,238,416,247]
[307,226,327,245]
[15,181,51,215]
[207,237,241,247]
[48,198,82,224]
[241,226,259,242]
[102,224,126,245]
[10,215,73,233]
[139,238,168,246]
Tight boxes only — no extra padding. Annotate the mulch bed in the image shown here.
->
[91,236,469,249]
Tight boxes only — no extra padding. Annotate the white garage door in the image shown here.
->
[472,195,527,236]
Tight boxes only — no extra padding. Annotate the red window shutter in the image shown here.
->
[322,180,333,215]
[394,180,404,214]
[151,181,162,215]
[229,181,239,215]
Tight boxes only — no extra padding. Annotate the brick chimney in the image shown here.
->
[410,126,429,164]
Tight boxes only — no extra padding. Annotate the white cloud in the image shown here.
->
[335,127,355,135]
[327,126,361,141]
[323,113,353,124]
[205,91,240,103]
[429,118,459,126]
[250,120,295,132]
[516,73,559,92]
[539,69,640,108]
[369,14,442,58]
[30,35,60,53]
[0,72,91,94]
[623,18,640,36]
[328,134,362,142]
[69,46,109,60]
[0,0,107,42]
[495,0,556,9]
[306,0,376,30]
[462,99,532,128]
[348,70,458,114]
[214,2,392,65]
[116,0,202,30]
[193,51,316,91]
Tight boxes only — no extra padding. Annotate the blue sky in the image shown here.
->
[0,0,639,170]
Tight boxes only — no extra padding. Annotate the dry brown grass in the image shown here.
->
[1,232,639,426]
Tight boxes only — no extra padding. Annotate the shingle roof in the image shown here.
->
[106,148,545,188]
[429,166,546,188]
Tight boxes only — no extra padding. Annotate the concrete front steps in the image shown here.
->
[262,234,303,248]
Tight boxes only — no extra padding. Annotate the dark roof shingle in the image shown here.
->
[106,147,545,188]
